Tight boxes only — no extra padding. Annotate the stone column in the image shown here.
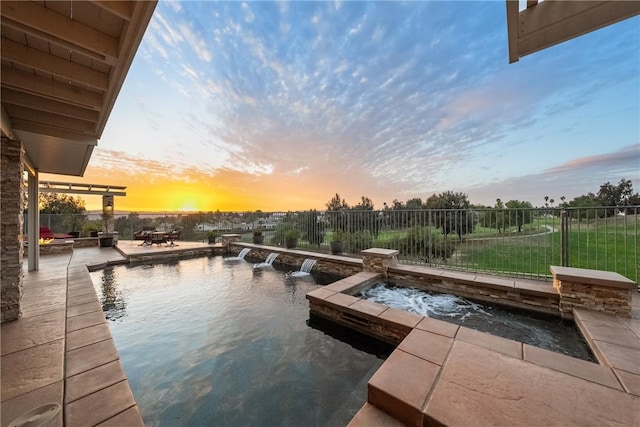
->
[551,266,636,318]
[1,138,25,323]
[221,234,241,252]
[361,248,398,275]
[102,194,114,233]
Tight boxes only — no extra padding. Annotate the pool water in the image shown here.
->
[357,282,594,361]
[91,257,384,427]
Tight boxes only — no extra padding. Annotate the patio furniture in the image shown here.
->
[134,226,156,241]
[39,227,73,239]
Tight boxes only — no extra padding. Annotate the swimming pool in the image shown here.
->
[90,256,384,426]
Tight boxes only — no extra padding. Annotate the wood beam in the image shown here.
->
[89,1,133,21]
[1,66,103,110]
[1,105,16,140]
[0,1,119,62]
[506,0,520,63]
[1,88,100,123]
[5,105,96,134]
[1,38,109,91]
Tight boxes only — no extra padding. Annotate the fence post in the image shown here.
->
[561,210,569,267]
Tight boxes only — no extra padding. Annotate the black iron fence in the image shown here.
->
[28,206,639,282]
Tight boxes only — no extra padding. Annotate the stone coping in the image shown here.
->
[551,265,637,289]
[389,263,559,299]
[349,308,640,426]
[361,248,399,258]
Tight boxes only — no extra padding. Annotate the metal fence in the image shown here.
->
[29,206,639,283]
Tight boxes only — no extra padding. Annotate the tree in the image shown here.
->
[597,178,635,216]
[350,196,379,237]
[505,200,534,232]
[424,191,474,239]
[325,193,349,211]
[567,193,601,220]
[38,193,87,233]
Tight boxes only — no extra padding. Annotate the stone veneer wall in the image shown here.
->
[1,138,24,323]
[388,268,560,316]
[551,266,636,318]
[23,241,74,257]
[235,245,363,277]
[361,248,398,274]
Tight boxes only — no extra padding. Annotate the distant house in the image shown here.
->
[194,222,218,232]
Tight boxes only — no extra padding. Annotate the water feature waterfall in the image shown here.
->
[254,252,279,269]
[265,253,279,265]
[290,259,317,277]
[300,258,317,273]
[225,248,251,262]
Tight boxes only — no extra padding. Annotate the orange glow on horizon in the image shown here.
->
[39,166,332,213]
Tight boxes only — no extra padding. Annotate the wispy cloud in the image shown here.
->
[95,1,639,210]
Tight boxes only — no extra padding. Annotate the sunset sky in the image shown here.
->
[45,1,640,212]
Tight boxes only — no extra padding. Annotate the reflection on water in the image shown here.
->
[358,283,594,361]
[97,267,127,321]
[90,258,382,427]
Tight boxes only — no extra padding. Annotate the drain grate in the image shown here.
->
[8,403,61,427]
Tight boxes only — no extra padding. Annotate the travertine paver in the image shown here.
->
[596,341,640,375]
[66,310,107,332]
[415,316,459,338]
[349,299,388,318]
[378,307,423,331]
[615,369,640,396]
[66,323,113,351]
[398,328,453,366]
[347,402,405,427]
[0,310,65,356]
[66,339,120,377]
[1,340,64,401]
[65,360,127,404]
[523,344,623,390]
[95,406,146,427]
[325,292,360,308]
[67,300,103,318]
[67,292,100,306]
[0,381,63,427]
[368,349,440,427]
[65,380,137,426]
[306,287,336,301]
[424,340,640,427]
[455,326,523,359]
[324,278,361,293]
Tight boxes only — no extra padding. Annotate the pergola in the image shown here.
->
[1,0,156,271]
[506,0,640,63]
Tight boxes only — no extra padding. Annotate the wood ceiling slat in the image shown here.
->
[5,104,96,134]
[2,17,112,65]
[2,65,103,110]
[1,1,120,63]
[2,38,109,91]
[1,88,99,122]
[90,1,133,22]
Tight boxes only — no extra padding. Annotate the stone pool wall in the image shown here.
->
[23,240,74,257]
[226,243,636,319]
[235,244,363,277]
